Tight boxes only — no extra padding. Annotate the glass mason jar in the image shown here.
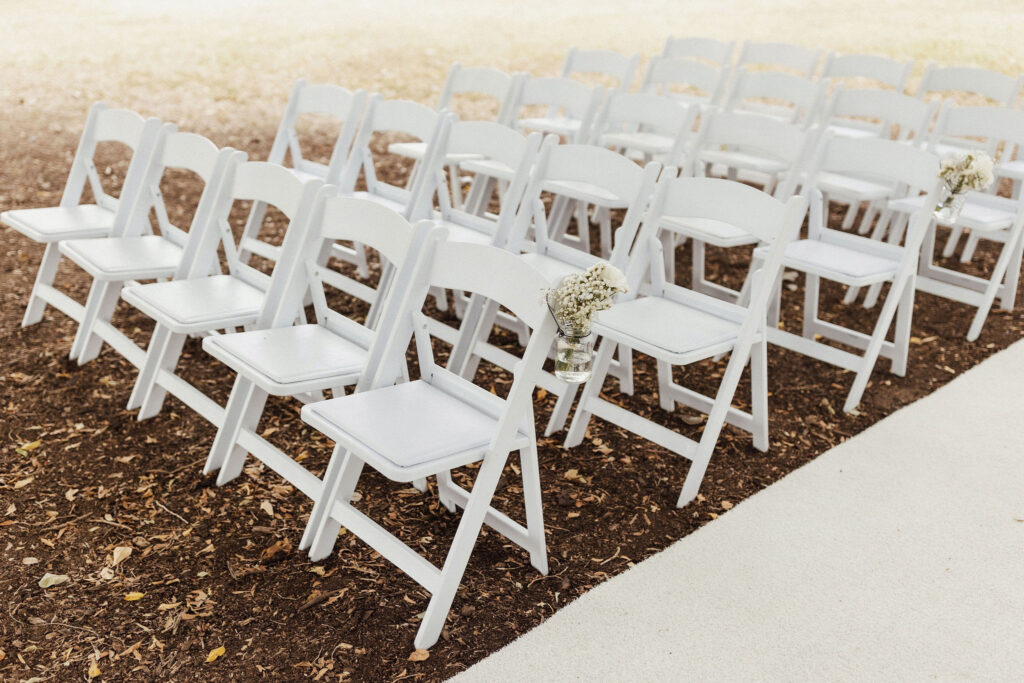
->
[935,182,967,223]
[554,326,594,383]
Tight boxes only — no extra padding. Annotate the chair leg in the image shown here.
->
[70,280,121,364]
[661,231,677,284]
[127,323,171,410]
[21,243,62,327]
[575,201,591,253]
[677,330,755,507]
[208,376,269,484]
[967,231,1021,342]
[692,239,706,294]
[750,338,769,452]
[942,225,964,258]
[598,206,611,260]
[518,437,549,575]
[1000,230,1023,311]
[459,299,500,382]
[414,451,510,650]
[891,282,913,376]
[656,359,675,411]
[237,200,269,265]
[857,203,878,235]
[841,202,858,230]
[544,381,577,436]
[448,294,487,378]
[844,274,912,413]
[564,339,617,448]
[351,242,370,279]
[131,325,187,420]
[802,274,820,339]
[615,344,634,395]
[306,448,366,558]
[960,232,981,264]
[436,470,458,513]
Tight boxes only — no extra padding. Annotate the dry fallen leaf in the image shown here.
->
[124,592,145,601]
[206,645,226,663]
[38,573,69,588]
[22,557,39,565]
[563,469,588,485]
[14,476,34,489]
[88,661,101,679]
[157,601,181,611]
[112,546,132,567]
[721,501,734,510]
[259,538,292,564]
[20,439,42,451]
[408,649,430,662]
[259,500,274,517]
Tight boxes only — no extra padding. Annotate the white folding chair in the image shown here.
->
[590,92,699,168]
[60,126,243,365]
[514,76,604,143]
[299,236,558,650]
[661,36,735,66]
[450,139,661,434]
[736,40,822,77]
[670,110,815,299]
[201,194,431,489]
[121,162,322,422]
[640,56,730,110]
[724,67,825,127]
[878,106,1024,341]
[818,87,937,233]
[238,81,367,272]
[819,53,913,90]
[2,103,162,327]
[565,174,806,507]
[336,96,448,222]
[759,135,941,413]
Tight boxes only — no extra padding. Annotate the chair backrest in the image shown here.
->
[930,104,1024,164]
[513,76,604,143]
[661,36,735,66]
[916,63,1023,106]
[737,41,822,77]
[267,192,422,337]
[338,96,446,216]
[561,47,640,93]
[186,161,322,301]
[804,135,941,243]
[591,92,699,167]
[689,110,815,198]
[506,138,661,268]
[60,103,163,214]
[430,120,543,242]
[372,233,560,445]
[819,53,913,90]
[640,56,730,106]
[118,125,228,245]
[438,63,521,125]
[267,80,367,186]
[725,68,825,126]
[823,86,937,143]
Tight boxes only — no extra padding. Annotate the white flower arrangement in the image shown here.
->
[939,150,995,195]
[545,262,628,334]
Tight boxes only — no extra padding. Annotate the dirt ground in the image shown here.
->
[2,2,1024,681]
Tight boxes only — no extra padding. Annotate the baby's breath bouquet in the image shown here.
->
[935,151,995,221]
[545,262,628,383]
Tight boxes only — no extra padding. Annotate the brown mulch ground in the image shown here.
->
[1,127,1022,683]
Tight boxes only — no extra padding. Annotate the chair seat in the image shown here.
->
[519,116,581,138]
[1,204,116,243]
[439,220,494,245]
[203,324,368,390]
[518,252,584,285]
[826,123,880,139]
[700,149,786,174]
[301,380,528,480]
[60,235,183,280]
[387,141,480,165]
[122,274,265,333]
[997,159,1024,181]
[816,171,895,202]
[662,216,759,248]
[348,191,408,215]
[888,193,1015,231]
[542,179,627,207]
[601,131,674,156]
[595,296,740,358]
[778,239,899,284]
[460,158,516,182]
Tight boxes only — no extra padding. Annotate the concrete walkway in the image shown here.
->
[454,340,1024,682]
